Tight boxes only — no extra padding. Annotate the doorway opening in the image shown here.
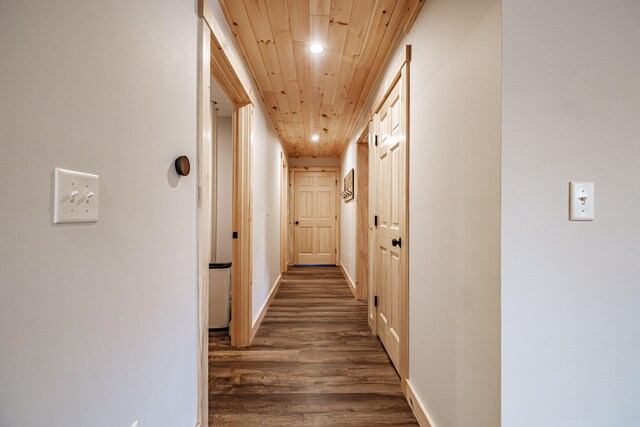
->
[195,3,255,424]
[207,77,233,337]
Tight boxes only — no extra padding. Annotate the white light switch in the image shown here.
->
[53,168,99,224]
[569,181,594,221]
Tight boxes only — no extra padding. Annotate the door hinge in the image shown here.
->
[374,215,378,227]
[374,296,378,307]
[335,249,337,254]
[232,231,238,239]
[374,135,378,146]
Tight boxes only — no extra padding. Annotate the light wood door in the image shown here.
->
[293,171,337,265]
[372,77,405,372]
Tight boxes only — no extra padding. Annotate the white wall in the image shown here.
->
[502,1,640,425]
[342,0,502,425]
[251,109,286,324]
[403,2,502,424]
[215,117,233,263]
[0,1,198,426]
[207,0,286,325]
[339,143,357,282]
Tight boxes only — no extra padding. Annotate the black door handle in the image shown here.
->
[295,221,299,225]
[392,238,401,248]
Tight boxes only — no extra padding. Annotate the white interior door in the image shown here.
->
[372,77,405,373]
[293,171,337,265]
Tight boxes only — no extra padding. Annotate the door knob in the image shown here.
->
[295,221,299,225]
[174,155,191,176]
[392,238,401,248]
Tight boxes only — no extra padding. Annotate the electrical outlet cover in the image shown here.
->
[53,168,99,224]
[569,181,594,221]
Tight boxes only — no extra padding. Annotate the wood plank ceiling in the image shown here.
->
[219,0,423,157]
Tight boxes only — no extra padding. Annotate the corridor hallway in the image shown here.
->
[208,266,418,426]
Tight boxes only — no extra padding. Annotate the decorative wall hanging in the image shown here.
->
[342,168,354,202]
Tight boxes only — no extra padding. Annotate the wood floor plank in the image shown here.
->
[209,266,418,426]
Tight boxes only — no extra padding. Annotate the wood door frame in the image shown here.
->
[196,2,254,425]
[195,17,212,427]
[280,153,289,273]
[290,166,340,266]
[355,128,370,301]
[368,46,411,394]
[210,105,218,264]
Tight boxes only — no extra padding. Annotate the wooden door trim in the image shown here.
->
[198,0,253,348]
[210,107,218,265]
[196,2,254,425]
[199,1,253,106]
[369,48,411,395]
[367,119,378,334]
[290,166,340,172]
[290,167,340,266]
[280,153,288,273]
[195,18,212,427]
[231,104,253,349]
[356,133,370,301]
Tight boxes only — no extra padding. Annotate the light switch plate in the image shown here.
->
[569,181,594,221]
[53,168,99,224]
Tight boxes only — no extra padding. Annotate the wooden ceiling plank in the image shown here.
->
[242,0,296,144]
[310,14,329,137]
[241,0,283,82]
[332,0,374,127]
[291,116,305,147]
[334,66,369,148]
[293,41,312,144]
[219,0,294,148]
[274,31,297,83]
[242,0,272,40]
[287,0,310,42]
[335,0,401,142]
[267,0,297,83]
[310,14,330,45]
[219,0,273,92]
[286,80,302,113]
[339,0,409,151]
[339,4,422,157]
[319,104,335,142]
[219,0,423,157]
[337,4,419,156]
[263,90,288,137]
[275,85,293,126]
[339,0,375,83]
[330,0,354,27]
[322,0,352,107]
[356,0,397,70]
[310,0,331,16]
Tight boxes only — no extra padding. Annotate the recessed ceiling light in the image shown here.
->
[311,134,320,142]
[308,43,325,54]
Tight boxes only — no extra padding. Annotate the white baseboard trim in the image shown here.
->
[338,261,356,298]
[406,379,437,427]
[251,274,282,342]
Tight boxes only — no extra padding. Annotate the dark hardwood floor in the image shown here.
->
[208,266,418,426]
